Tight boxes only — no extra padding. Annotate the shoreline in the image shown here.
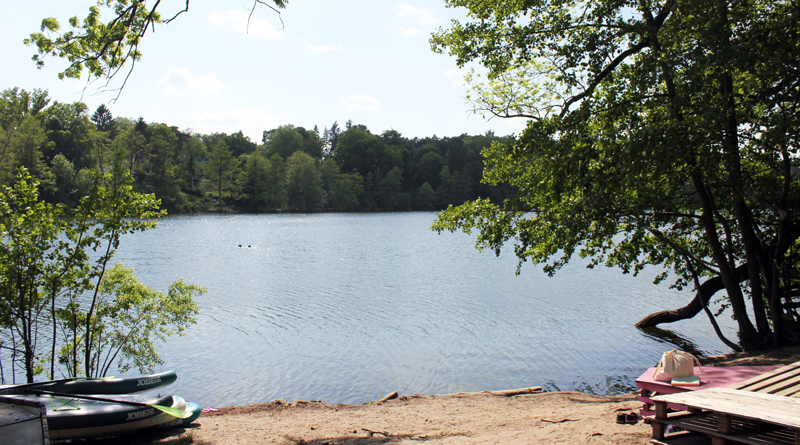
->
[72,346,800,444]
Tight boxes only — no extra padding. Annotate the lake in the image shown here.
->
[112,212,737,407]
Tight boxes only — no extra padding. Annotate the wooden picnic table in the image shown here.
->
[651,387,800,445]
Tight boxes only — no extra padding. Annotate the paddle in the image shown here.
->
[0,376,116,392]
[25,389,193,419]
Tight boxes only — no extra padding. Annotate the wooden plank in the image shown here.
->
[654,388,800,429]
[735,361,800,392]
[656,400,669,419]
[717,413,732,434]
[772,375,800,397]
[741,370,800,394]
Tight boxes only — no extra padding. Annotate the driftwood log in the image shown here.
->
[484,387,543,397]
[445,387,542,397]
[377,391,399,403]
[378,387,542,403]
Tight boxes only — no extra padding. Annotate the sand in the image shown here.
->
[72,346,800,445]
[189,391,651,444]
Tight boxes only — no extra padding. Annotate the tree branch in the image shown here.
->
[559,40,650,117]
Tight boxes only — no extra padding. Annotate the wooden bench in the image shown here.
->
[651,387,800,445]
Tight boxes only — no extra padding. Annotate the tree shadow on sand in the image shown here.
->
[281,430,465,444]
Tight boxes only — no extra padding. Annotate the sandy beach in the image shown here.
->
[71,346,800,445]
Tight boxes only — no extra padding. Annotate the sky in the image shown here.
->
[1,1,529,143]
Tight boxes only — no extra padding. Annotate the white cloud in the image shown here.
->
[393,4,438,25]
[445,67,466,87]
[306,42,344,52]
[207,9,282,38]
[188,107,285,141]
[341,95,380,111]
[158,68,228,96]
[398,27,423,37]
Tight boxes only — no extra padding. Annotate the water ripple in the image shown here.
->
[111,213,739,407]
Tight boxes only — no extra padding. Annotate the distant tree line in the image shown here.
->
[0,87,515,213]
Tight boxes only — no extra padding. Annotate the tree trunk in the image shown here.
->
[635,264,748,328]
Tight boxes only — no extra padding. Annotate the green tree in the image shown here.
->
[66,263,204,377]
[264,125,304,160]
[319,158,363,211]
[431,0,800,350]
[50,153,78,206]
[238,152,271,211]
[91,104,115,133]
[0,171,67,381]
[223,131,257,158]
[323,121,341,157]
[44,101,91,169]
[297,126,324,159]
[179,135,206,193]
[264,153,287,210]
[436,166,471,208]
[204,140,236,207]
[140,123,185,211]
[413,151,445,189]
[334,128,385,177]
[0,167,172,381]
[85,126,111,175]
[0,88,50,132]
[376,167,406,211]
[285,151,323,211]
[110,125,148,181]
[2,115,55,195]
[415,182,436,210]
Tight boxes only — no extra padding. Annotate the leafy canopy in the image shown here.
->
[431,0,800,349]
[25,1,288,88]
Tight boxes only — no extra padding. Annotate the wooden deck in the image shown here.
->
[648,358,800,445]
[651,388,800,444]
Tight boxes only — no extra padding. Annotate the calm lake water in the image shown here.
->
[113,212,737,407]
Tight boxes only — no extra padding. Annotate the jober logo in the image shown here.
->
[126,408,154,421]
[137,376,162,386]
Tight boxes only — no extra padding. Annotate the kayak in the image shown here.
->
[8,392,188,439]
[0,371,177,395]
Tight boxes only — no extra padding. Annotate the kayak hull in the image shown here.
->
[9,393,186,439]
[0,371,177,395]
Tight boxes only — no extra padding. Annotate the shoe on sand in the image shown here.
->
[626,413,639,424]
[615,412,627,424]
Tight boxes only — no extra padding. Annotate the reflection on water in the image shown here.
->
[639,326,706,357]
[113,212,738,407]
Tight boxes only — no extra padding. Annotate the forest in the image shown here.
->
[0,87,513,214]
